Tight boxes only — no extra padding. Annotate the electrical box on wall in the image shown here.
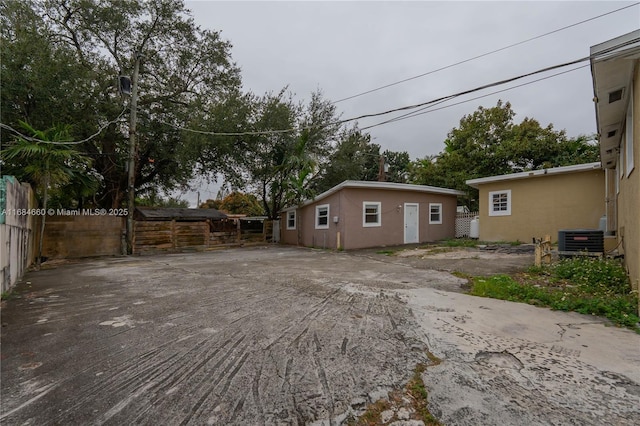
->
[333,216,339,223]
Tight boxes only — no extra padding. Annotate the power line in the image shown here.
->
[3,35,636,144]
[0,108,128,145]
[338,56,592,124]
[332,2,640,104]
[359,65,591,131]
[136,53,611,138]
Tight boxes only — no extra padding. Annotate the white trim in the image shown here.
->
[488,190,511,217]
[281,180,464,212]
[466,162,601,188]
[315,204,330,229]
[404,203,419,244]
[619,141,625,180]
[362,201,381,227]
[286,210,296,230]
[626,80,634,177]
[428,203,443,224]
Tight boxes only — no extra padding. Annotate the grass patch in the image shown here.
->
[406,363,441,425]
[1,290,18,301]
[425,349,442,367]
[348,399,392,425]
[376,249,397,256]
[470,257,639,331]
[437,238,522,248]
[349,361,441,425]
[438,238,479,248]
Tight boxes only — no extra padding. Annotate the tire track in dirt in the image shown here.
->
[252,359,266,425]
[2,248,433,425]
[179,345,251,425]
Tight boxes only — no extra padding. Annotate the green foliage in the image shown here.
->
[313,129,380,193]
[408,100,601,209]
[217,192,264,216]
[552,257,630,295]
[313,128,411,194]
[199,199,222,209]
[1,122,97,205]
[376,250,397,256]
[470,258,639,330]
[1,290,18,301]
[438,238,481,248]
[382,149,411,183]
[1,121,96,266]
[242,89,342,218]
[2,0,243,209]
[407,364,441,425]
[436,238,521,248]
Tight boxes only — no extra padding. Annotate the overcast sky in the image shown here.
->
[179,0,640,204]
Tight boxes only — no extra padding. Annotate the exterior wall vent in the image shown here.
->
[608,88,624,104]
[558,229,604,256]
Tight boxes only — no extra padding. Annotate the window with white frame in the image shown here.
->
[286,210,296,230]
[315,204,329,229]
[626,81,634,177]
[362,202,381,227]
[429,203,442,224]
[488,190,511,216]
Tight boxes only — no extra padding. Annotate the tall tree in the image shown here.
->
[314,129,379,193]
[313,129,411,193]
[2,0,243,208]
[242,89,299,218]
[243,89,341,218]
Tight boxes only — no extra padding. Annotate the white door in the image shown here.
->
[404,203,419,244]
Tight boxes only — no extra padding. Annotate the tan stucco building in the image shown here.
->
[466,163,605,244]
[280,181,463,250]
[591,30,640,299]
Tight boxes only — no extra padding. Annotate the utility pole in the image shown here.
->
[126,52,142,254]
[377,155,388,182]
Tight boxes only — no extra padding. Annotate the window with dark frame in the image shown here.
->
[492,193,508,211]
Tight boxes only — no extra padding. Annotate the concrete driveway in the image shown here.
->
[1,246,639,425]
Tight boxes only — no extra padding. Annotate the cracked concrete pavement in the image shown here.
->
[401,287,640,425]
[1,246,639,425]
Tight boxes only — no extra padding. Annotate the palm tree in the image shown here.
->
[1,121,93,267]
[281,129,318,208]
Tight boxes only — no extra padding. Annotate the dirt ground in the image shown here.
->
[1,245,638,425]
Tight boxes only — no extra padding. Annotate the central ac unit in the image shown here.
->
[558,229,604,256]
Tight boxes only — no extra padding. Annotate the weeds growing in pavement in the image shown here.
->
[470,257,639,331]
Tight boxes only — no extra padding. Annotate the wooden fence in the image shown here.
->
[39,215,125,259]
[133,218,271,255]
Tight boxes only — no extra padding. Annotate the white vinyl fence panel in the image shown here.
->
[455,211,478,238]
